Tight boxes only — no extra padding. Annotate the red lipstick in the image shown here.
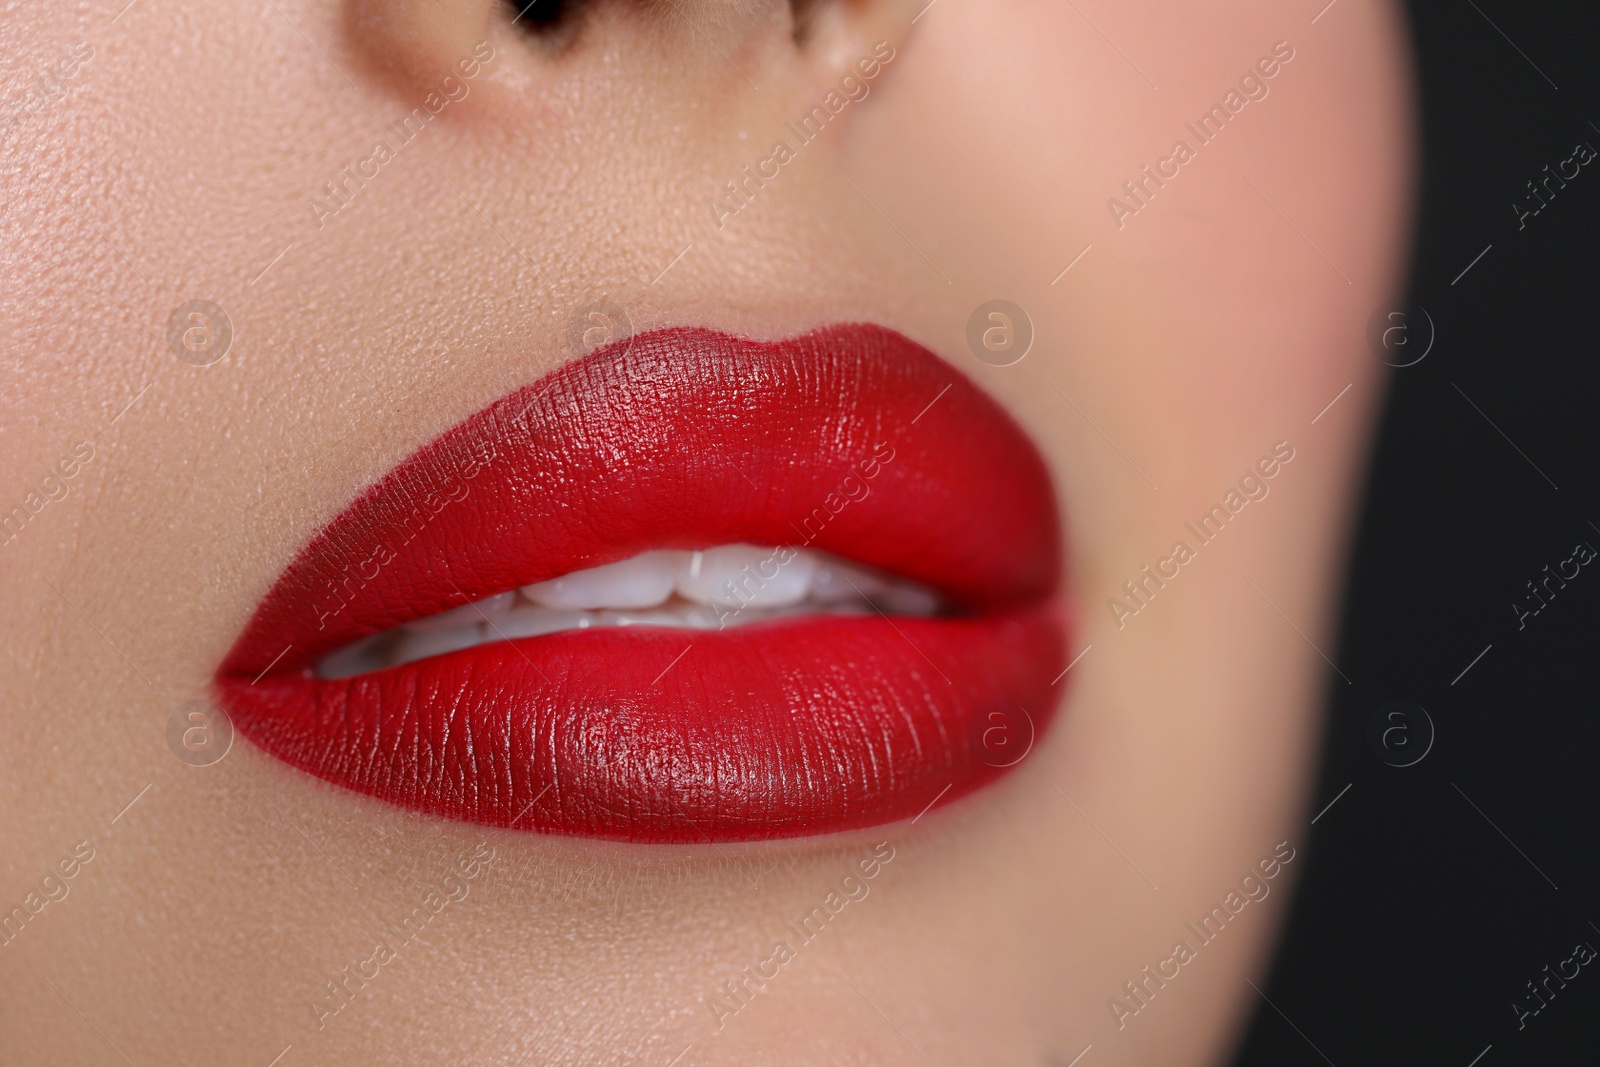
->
[216,324,1068,841]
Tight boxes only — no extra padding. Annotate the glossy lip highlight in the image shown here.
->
[215,324,1068,842]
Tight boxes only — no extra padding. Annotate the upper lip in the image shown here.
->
[216,323,1068,841]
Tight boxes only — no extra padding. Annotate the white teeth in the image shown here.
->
[393,624,482,666]
[405,591,515,632]
[674,545,817,608]
[878,584,940,616]
[810,560,887,603]
[594,604,726,630]
[523,550,677,610]
[315,544,943,679]
[525,546,828,610]
[492,606,592,641]
[317,632,392,681]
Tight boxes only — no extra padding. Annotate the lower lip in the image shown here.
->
[216,325,1068,842]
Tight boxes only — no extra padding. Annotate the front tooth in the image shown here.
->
[675,545,816,608]
[494,606,593,640]
[405,591,515,633]
[810,561,886,603]
[522,550,679,610]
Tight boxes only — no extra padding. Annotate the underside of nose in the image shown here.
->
[343,0,924,100]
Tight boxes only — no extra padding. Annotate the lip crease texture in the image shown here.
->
[216,324,1068,842]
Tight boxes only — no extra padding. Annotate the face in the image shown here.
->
[1,1,1412,1064]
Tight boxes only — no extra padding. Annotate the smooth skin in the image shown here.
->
[0,0,1411,1063]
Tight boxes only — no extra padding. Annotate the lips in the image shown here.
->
[216,324,1068,842]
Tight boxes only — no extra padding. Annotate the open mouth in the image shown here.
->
[215,324,1068,842]
[317,545,946,679]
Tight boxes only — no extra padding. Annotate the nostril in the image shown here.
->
[501,0,855,53]
[789,0,827,45]
[507,0,584,38]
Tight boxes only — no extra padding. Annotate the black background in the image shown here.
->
[1234,2,1600,1065]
